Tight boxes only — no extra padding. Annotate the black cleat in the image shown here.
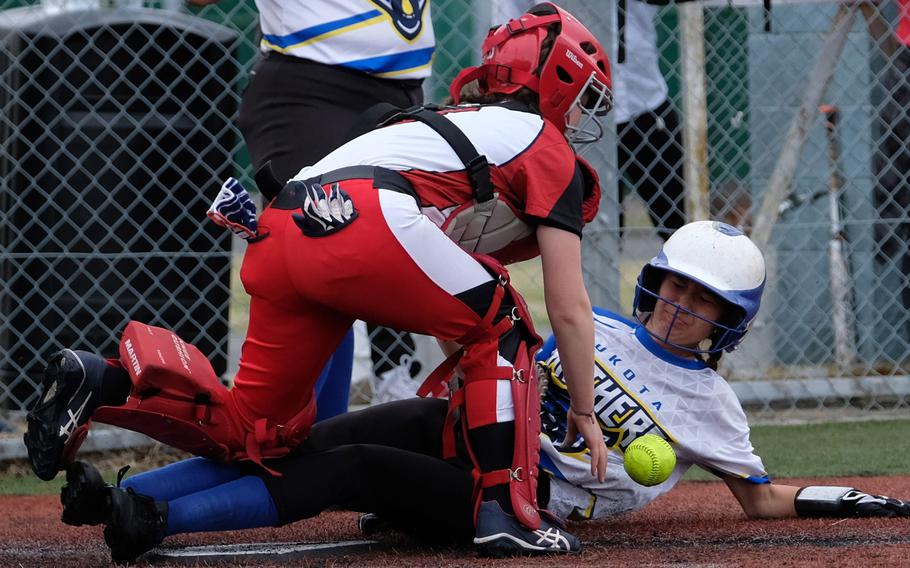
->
[61,461,111,526]
[473,500,581,557]
[24,349,105,481]
[104,484,168,565]
[358,512,391,536]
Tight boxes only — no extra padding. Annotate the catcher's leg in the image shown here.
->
[457,325,581,555]
[293,186,577,551]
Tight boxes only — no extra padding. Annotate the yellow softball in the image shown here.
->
[623,434,677,487]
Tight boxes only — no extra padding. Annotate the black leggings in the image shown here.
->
[257,398,475,543]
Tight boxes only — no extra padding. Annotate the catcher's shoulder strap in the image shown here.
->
[353,102,494,204]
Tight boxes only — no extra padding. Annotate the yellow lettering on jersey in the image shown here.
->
[592,357,675,448]
[539,353,677,450]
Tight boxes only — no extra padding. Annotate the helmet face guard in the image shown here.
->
[449,2,612,146]
[633,269,749,355]
[563,71,613,149]
[632,221,766,354]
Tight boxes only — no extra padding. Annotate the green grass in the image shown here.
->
[3,420,909,494]
[683,419,910,481]
[0,475,67,496]
[0,471,121,496]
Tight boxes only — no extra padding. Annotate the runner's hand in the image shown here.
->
[843,490,910,517]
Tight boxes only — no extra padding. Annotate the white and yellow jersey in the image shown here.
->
[536,308,768,521]
[255,0,435,79]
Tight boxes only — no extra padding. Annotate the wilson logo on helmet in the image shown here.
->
[565,49,583,69]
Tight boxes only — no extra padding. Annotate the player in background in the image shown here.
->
[26,2,612,561]
[58,221,909,564]
[186,0,438,415]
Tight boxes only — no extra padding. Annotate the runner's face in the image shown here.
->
[647,274,724,353]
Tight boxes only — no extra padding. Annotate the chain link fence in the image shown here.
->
[0,0,907,419]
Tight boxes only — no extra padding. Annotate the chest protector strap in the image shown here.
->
[359,103,535,256]
[417,254,545,530]
[359,102,494,202]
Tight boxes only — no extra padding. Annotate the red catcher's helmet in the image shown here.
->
[449,2,613,147]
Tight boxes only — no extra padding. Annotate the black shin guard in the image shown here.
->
[100,364,131,407]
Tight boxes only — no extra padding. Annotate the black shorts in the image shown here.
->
[237,52,425,182]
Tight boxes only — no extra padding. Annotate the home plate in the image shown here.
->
[145,540,380,564]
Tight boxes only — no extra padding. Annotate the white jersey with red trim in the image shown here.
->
[291,104,586,263]
[535,308,768,521]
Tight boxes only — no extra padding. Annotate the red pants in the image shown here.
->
[230,179,517,434]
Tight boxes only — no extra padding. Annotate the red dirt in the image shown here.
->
[2,476,908,567]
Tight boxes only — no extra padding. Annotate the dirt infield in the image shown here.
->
[2,475,909,567]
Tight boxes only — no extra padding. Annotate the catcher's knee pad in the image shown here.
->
[93,322,315,472]
[93,321,240,461]
[418,254,544,530]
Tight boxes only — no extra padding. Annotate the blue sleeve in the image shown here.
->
[592,306,636,327]
[536,333,557,361]
[538,307,630,362]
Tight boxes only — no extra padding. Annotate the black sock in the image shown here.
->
[99,364,131,406]
[468,421,515,514]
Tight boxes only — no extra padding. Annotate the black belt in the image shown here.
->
[271,166,417,210]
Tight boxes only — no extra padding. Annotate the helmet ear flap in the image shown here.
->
[708,304,747,352]
[547,66,573,108]
[633,265,665,314]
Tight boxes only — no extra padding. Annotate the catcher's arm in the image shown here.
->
[538,225,607,484]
